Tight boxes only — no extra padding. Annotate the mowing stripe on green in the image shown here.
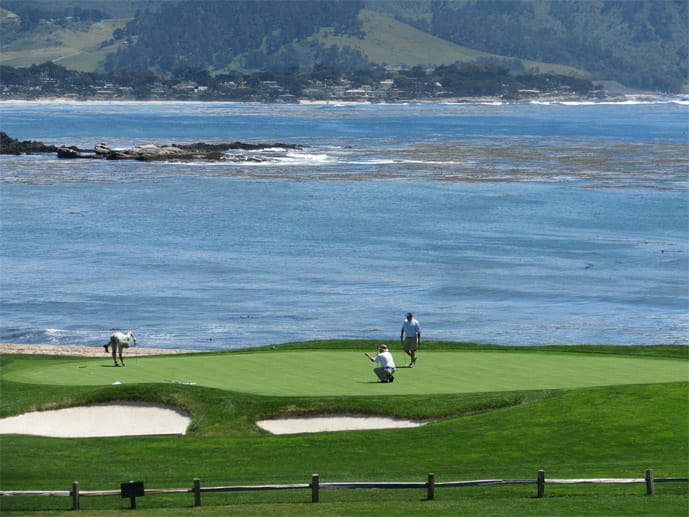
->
[4,351,686,396]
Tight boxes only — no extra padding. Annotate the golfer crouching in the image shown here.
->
[104,330,136,367]
[364,344,396,383]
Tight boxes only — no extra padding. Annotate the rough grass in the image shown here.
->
[315,9,587,76]
[0,18,128,70]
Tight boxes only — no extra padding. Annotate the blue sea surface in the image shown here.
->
[1,100,687,349]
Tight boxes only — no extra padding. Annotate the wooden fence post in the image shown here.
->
[645,469,655,496]
[427,473,435,500]
[311,473,320,503]
[71,481,80,511]
[193,478,201,507]
[537,469,545,498]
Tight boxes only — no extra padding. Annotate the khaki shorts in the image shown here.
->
[403,337,418,352]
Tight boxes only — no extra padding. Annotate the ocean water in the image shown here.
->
[0,100,687,350]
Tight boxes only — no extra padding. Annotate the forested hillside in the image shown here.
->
[420,0,687,92]
[1,0,686,93]
[103,0,367,73]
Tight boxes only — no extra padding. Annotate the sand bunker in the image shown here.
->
[257,416,425,435]
[0,407,422,437]
[0,403,192,438]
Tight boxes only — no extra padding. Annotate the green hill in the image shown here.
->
[0,17,128,71]
[316,9,585,77]
[0,0,686,92]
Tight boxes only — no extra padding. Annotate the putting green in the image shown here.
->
[4,350,686,396]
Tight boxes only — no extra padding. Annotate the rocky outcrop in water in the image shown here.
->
[107,141,302,161]
[0,131,59,154]
[1,132,302,161]
[59,141,303,161]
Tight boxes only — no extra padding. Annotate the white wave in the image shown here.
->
[533,98,689,107]
[442,101,507,106]
[559,100,654,106]
[219,148,336,166]
[347,158,462,166]
[279,151,333,164]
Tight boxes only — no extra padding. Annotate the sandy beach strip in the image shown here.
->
[0,343,202,357]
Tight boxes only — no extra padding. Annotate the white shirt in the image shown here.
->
[401,318,420,338]
[374,351,396,369]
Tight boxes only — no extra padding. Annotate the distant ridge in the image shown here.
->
[1,0,686,92]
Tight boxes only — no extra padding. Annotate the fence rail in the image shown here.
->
[1,469,686,510]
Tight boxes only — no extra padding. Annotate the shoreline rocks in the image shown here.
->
[97,141,303,161]
[1,132,303,161]
[0,131,59,155]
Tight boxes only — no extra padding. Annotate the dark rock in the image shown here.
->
[0,133,303,162]
[57,146,102,159]
[89,141,303,161]
[56,147,82,159]
[0,131,59,155]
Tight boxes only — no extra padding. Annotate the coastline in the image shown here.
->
[0,93,686,106]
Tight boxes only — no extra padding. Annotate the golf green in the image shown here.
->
[4,350,686,396]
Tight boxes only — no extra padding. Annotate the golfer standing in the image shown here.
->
[400,312,420,367]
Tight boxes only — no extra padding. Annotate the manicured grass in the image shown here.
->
[3,348,686,396]
[1,342,687,515]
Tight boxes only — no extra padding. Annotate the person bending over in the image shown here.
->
[364,344,396,383]
[104,330,136,367]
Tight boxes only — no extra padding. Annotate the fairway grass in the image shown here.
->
[3,349,686,396]
[1,342,687,515]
